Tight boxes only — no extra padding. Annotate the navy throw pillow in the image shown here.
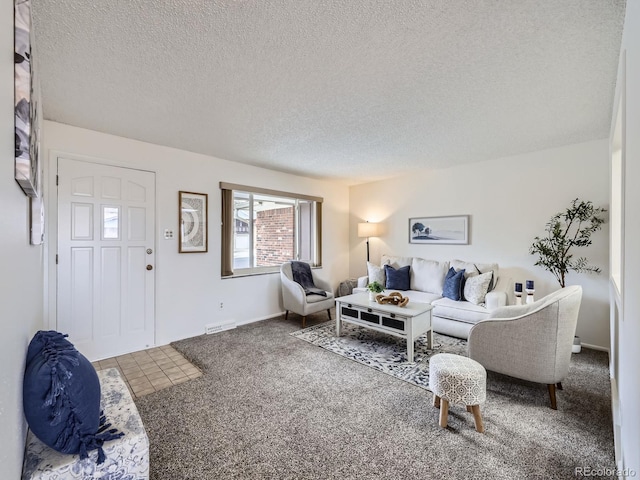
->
[384,264,411,290]
[26,330,74,365]
[442,267,465,301]
[23,331,123,464]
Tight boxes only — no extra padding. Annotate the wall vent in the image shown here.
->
[205,322,236,335]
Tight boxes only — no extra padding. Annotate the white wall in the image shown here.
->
[612,1,640,473]
[349,139,610,349]
[43,121,350,347]
[1,0,45,476]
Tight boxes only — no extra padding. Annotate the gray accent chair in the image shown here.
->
[468,285,582,409]
[280,262,334,328]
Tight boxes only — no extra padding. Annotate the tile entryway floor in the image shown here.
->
[92,345,202,399]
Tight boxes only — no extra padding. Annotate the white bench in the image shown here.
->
[22,368,150,480]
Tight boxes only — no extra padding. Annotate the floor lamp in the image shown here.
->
[358,222,380,262]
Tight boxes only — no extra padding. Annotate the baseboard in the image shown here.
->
[581,342,609,352]
[236,311,284,326]
[610,377,623,473]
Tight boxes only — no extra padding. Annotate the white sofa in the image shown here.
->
[354,255,512,339]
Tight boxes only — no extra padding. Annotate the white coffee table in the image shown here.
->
[335,293,433,362]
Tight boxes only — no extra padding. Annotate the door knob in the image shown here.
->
[146,248,153,254]
[146,265,153,270]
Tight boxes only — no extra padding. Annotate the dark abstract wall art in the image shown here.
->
[15,0,42,198]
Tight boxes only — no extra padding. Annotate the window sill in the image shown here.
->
[222,264,323,279]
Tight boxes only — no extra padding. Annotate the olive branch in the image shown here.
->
[529,198,606,288]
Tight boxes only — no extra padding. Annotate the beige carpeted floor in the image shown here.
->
[135,310,615,480]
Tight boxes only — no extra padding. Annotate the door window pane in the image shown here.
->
[103,206,120,239]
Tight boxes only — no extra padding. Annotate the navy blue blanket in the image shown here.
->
[291,261,327,297]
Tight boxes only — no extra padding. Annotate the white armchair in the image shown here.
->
[468,285,582,409]
[280,262,334,328]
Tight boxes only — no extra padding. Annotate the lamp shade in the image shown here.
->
[358,222,380,238]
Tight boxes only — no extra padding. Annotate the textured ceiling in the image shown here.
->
[32,0,625,185]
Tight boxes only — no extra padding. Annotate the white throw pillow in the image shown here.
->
[410,258,450,294]
[367,261,386,286]
[463,271,493,305]
[451,260,499,291]
[381,254,412,269]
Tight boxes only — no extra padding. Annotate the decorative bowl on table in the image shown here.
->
[375,291,409,308]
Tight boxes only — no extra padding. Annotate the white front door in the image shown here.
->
[57,158,156,361]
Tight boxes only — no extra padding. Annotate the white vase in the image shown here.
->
[369,291,375,301]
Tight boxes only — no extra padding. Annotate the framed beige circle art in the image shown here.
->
[179,191,208,253]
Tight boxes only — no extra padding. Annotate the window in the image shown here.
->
[220,183,322,276]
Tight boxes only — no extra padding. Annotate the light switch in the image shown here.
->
[164,229,174,239]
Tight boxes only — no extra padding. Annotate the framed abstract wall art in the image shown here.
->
[15,0,42,198]
[409,215,469,245]
[179,191,208,253]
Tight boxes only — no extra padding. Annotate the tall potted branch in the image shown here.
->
[529,198,606,288]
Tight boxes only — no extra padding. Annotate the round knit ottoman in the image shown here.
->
[428,353,487,432]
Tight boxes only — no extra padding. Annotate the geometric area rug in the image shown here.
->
[290,321,467,391]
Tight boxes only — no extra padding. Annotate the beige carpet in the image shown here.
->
[135,311,615,480]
